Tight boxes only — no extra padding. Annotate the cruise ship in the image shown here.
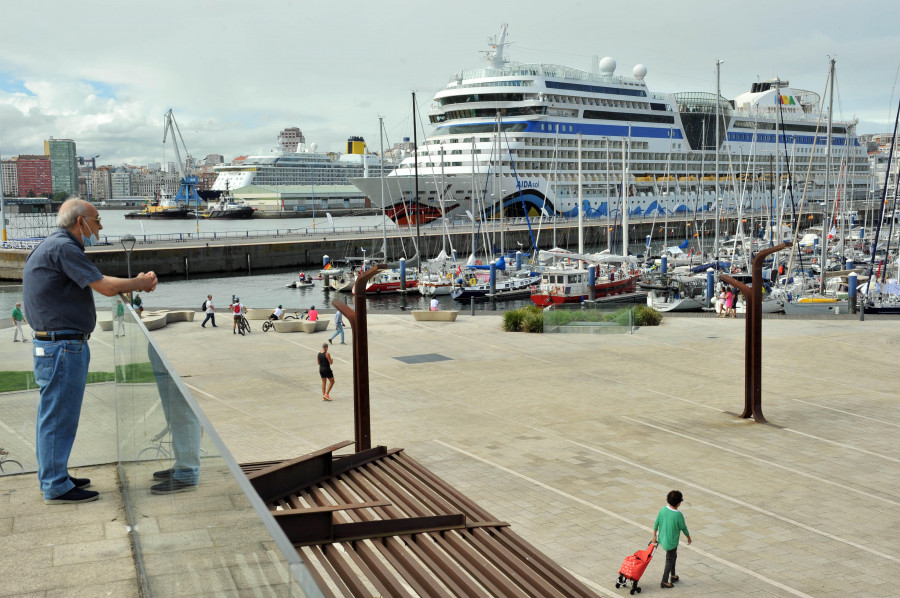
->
[351,25,869,225]
[212,129,394,191]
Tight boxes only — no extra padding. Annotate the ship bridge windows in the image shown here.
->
[433,106,547,123]
[546,80,647,97]
[439,92,526,106]
[438,123,529,135]
[583,110,675,124]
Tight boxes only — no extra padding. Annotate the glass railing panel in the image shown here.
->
[112,298,321,597]
[542,303,635,334]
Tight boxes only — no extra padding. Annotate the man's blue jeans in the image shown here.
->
[200,313,215,327]
[329,322,344,343]
[149,348,201,484]
[33,336,90,500]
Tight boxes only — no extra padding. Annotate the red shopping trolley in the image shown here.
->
[615,541,657,594]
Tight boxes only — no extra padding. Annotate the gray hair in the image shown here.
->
[57,199,92,228]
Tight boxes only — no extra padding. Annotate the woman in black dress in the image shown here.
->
[318,343,334,400]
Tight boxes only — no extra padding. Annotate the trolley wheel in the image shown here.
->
[615,583,621,588]
[630,589,635,595]
[636,588,641,594]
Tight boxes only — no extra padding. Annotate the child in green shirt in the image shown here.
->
[653,490,692,589]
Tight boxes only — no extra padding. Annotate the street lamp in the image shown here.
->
[121,234,136,300]
[87,155,100,203]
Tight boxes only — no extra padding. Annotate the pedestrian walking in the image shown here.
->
[329,310,345,345]
[725,287,735,318]
[12,302,27,342]
[653,490,692,589]
[201,294,217,328]
[24,199,157,504]
[115,299,126,336]
[318,343,334,400]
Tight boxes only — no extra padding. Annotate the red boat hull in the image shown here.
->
[530,276,639,307]
[385,202,458,226]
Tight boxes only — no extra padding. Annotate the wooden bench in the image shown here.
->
[412,310,459,322]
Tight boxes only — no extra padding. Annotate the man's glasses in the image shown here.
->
[84,216,102,225]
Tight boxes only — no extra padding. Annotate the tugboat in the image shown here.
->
[125,189,194,219]
[205,193,255,219]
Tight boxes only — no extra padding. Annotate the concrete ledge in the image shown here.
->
[97,318,114,331]
[245,308,272,320]
[272,320,305,333]
[299,319,330,333]
[141,312,169,331]
[164,310,195,322]
[412,310,459,322]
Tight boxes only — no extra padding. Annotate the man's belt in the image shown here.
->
[33,332,91,341]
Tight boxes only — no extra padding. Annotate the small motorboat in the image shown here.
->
[285,279,315,289]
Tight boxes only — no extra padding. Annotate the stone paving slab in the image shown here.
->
[2,311,900,596]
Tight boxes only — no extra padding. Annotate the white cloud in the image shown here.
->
[1,0,898,166]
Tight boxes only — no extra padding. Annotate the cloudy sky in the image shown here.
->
[1,0,898,167]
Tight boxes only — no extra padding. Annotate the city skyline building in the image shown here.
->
[1,160,17,197]
[44,137,79,195]
[15,155,52,196]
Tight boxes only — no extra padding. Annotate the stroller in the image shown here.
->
[615,541,657,594]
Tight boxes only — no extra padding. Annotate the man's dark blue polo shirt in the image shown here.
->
[23,228,104,334]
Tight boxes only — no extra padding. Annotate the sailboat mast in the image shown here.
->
[379,115,387,259]
[498,112,504,257]
[578,133,584,254]
[715,59,723,266]
[818,58,835,293]
[413,92,420,260]
[622,137,629,255]
[471,137,476,258]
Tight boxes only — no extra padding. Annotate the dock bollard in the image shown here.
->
[588,265,596,302]
[399,258,407,293]
[848,272,857,314]
[489,263,497,296]
[470,297,475,316]
[706,268,715,309]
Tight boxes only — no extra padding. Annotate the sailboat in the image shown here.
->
[783,59,849,315]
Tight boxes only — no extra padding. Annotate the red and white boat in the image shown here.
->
[530,249,640,306]
[354,269,418,294]
[531,266,639,306]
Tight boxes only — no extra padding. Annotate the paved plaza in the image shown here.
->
[2,310,899,596]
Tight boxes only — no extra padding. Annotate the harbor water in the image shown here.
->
[1,211,652,316]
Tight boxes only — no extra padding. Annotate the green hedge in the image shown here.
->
[502,305,544,333]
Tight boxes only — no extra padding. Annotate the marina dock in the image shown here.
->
[0,207,838,281]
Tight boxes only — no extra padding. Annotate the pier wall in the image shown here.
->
[0,211,831,281]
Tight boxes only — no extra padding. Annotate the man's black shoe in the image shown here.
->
[45,487,100,505]
[151,478,197,495]
[69,475,91,489]
[152,468,174,480]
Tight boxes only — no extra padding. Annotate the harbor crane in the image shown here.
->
[163,108,201,205]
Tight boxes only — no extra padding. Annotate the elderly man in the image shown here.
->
[24,199,158,504]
